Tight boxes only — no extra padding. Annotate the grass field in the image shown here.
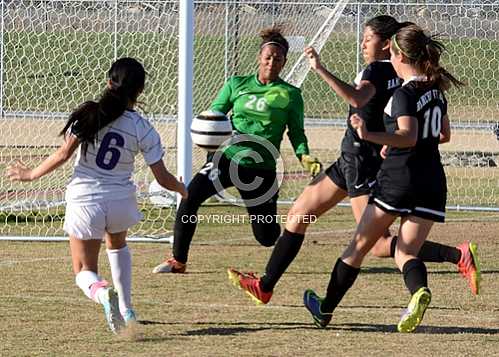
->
[1,205,498,356]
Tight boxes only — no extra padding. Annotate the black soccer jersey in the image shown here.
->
[382,79,448,170]
[372,79,448,222]
[341,60,401,156]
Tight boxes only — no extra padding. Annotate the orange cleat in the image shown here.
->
[456,241,481,295]
[152,257,187,274]
[227,268,272,305]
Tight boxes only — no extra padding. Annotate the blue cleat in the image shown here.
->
[303,289,332,328]
[123,309,137,326]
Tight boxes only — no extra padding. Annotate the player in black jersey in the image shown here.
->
[304,24,478,333]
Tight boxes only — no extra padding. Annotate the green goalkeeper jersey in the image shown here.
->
[210,74,309,169]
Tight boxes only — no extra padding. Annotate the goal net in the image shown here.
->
[1,1,498,239]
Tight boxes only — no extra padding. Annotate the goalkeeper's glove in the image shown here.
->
[300,154,322,178]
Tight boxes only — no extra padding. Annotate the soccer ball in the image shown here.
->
[190,110,232,151]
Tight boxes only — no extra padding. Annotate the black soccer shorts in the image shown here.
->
[370,166,447,223]
[326,152,382,198]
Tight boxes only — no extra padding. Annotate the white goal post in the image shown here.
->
[0,0,497,241]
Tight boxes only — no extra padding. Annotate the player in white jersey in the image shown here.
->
[7,58,187,334]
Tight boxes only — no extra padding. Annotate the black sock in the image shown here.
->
[402,258,428,295]
[322,259,360,313]
[390,237,461,264]
[260,229,304,292]
[172,199,199,264]
[390,236,398,257]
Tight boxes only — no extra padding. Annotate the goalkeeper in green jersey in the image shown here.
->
[153,26,321,274]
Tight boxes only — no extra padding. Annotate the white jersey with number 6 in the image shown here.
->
[66,110,164,204]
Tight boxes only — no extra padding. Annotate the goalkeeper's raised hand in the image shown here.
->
[301,154,322,178]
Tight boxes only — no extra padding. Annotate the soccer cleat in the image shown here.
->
[152,257,187,274]
[303,289,332,328]
[227,268,272,305]
[397,287,431,333]
[123,309,137,326]
[457,241,481,295]
[100,287,125,334]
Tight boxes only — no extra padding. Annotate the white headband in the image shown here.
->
[260,41,288,53]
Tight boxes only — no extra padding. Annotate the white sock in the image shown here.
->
[75,270,107,303]
[107,245,132,314]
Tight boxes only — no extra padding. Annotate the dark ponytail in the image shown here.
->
[60,57,145,156]
[392,25,464,91]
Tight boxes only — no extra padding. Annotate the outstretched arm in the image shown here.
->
[286,92,322,177]
[7,134,79,182]
[286,90,309,160]
[305,46,376,108]
[149,160,188,199]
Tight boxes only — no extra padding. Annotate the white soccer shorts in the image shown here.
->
[63,197,143,240]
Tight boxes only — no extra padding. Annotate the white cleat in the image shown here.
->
[100,287,125,334]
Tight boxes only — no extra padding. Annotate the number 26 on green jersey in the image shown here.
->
[244,95,267,112]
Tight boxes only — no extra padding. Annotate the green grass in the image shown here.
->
[0,205,498,356]
[3,31,499,120]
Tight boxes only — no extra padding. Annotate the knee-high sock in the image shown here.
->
[75,270,107,303]
[322,259,360,313]
[402,258,428,295]
[260,229,304,292]
[173,186,216,263]
[390,237,461,264]
[107,245,132,314]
